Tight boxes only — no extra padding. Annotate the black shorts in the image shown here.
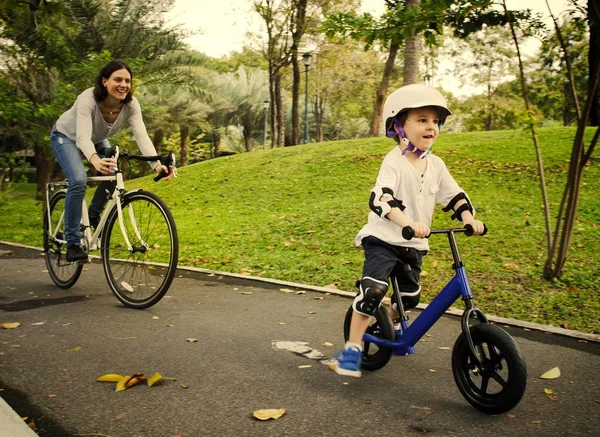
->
[361,236,427,307]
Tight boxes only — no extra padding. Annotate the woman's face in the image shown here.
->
[102,68,131,102]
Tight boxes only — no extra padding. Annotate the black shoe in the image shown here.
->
[89,216,100,230]
[66,245,88,262]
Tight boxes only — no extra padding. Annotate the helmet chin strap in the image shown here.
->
[390,119,431,159]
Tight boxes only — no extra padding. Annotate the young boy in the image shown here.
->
[333,84,485,377]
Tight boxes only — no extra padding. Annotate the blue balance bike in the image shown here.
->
[343,225,527,414]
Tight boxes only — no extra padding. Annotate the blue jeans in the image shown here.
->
[50,127,115,246]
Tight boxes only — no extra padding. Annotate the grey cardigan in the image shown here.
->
[55,88,158,168]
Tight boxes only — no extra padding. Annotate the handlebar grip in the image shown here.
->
[154,171,166,182]
[402,226,414,240]
[464,223,488,236]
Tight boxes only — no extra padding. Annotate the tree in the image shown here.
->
[323,0,532,136]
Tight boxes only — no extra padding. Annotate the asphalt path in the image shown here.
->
[1,243,599,437]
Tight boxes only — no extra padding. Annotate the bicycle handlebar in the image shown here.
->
[401,223,488,240]
[110,146,176,182]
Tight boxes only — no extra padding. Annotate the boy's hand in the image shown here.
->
[463,219,485,235]
[410,222,430,238]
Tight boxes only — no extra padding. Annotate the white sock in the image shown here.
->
[345,342,362,351]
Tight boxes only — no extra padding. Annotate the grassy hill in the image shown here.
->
[1,127,598,333]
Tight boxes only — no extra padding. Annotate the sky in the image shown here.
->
[166,0,576,96]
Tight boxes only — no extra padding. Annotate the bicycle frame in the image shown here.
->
[363,229,488,361]
[45,147,145,255]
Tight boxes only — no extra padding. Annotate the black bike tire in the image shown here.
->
[452,323,527,414]
[101,190,178,309]
[343,304,394,371]
[43,190,83,288]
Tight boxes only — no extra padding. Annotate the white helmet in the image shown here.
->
[383,84,451,135]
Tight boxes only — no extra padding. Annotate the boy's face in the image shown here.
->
[400,107,440,152]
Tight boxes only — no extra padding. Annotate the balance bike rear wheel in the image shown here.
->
[343,305,394,371]
[452,323,527,414]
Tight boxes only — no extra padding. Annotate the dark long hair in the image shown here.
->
[93,60,133,103]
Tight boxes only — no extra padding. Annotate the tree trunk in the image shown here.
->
[34,143,54,201]
[242,126,253,152]
[275,73,285,147]
[370,42,399,137]
[153,128,164,155]
[402,0,422,85]
[179,125,189,167]
[589,0,599,126]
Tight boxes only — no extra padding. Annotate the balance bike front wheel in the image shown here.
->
[452,323,527,414]
[343,305,394,371]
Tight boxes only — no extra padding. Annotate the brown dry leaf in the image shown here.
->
[147,372,164,387]
[115,412,128,420]
[540,367,561,379]
[1,322,20,329]
[186,338,198,343]
[253,408,286,421]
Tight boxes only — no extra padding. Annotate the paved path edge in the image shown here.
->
[2,240,599,344]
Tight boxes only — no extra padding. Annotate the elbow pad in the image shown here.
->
[443,192,475,221]
[369,187,405,219]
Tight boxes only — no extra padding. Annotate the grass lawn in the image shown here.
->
[1,126,598,333]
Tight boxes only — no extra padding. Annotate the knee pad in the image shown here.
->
[391,286,421,310]
[353,277,388,316]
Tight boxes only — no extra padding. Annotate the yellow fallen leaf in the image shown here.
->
[147,372,164,387]
[428,369,437,373]
[280,288,295,293]
[68,346,82,352]
[180,384,189,389]
[308,311,317,314]
[544,388,554,395]
[240,291,253,295]
[438,347,451,350]
[322,342,333,347]
[97,373,124,382]
[298,365,312,369]
[540,367,561,379]
[116,375,131,392]
[253,409,286,421]
[186,338,198,343]
[1,322,20,329]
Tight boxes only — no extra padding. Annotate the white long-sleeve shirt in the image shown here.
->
[355,146,466,251]
[55,88,158,168]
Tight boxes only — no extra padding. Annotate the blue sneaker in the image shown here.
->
[333,346,362,377]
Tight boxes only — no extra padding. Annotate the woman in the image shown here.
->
[51,60,174,262]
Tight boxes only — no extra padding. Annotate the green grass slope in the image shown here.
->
[1,127,598,333]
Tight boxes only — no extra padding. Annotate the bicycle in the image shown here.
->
[43,145,179,309]
[343,225,527,414]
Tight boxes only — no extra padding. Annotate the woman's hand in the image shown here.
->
[90,154,116,175]
[154,164,176,181]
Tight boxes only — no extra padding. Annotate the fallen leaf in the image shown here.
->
[186,338,198,343]
[68,346,82,352]
[278,322,286,325]
[530,420,543,424]
[152,316,160,320]
[540,367,561,379]
[295,291,306,295]
[147,372,164,387]
[322,342,333,347]
[1,322,20,329]
[115,412,128,420]
[97,374,124,382]
[115,375,132,392]
[438,347,451,350]
[166,324,175,328]
[280,288,295,293]
[428,369,437,373]
[180,384,189,389]
[253,408,286,421]
[240,291,253,295]
[48,394,57,398]
[297,365,312,369]
[506,414,516,419]
[544,388,554,395]
[308,311,317,314]
[31,322,45,326]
